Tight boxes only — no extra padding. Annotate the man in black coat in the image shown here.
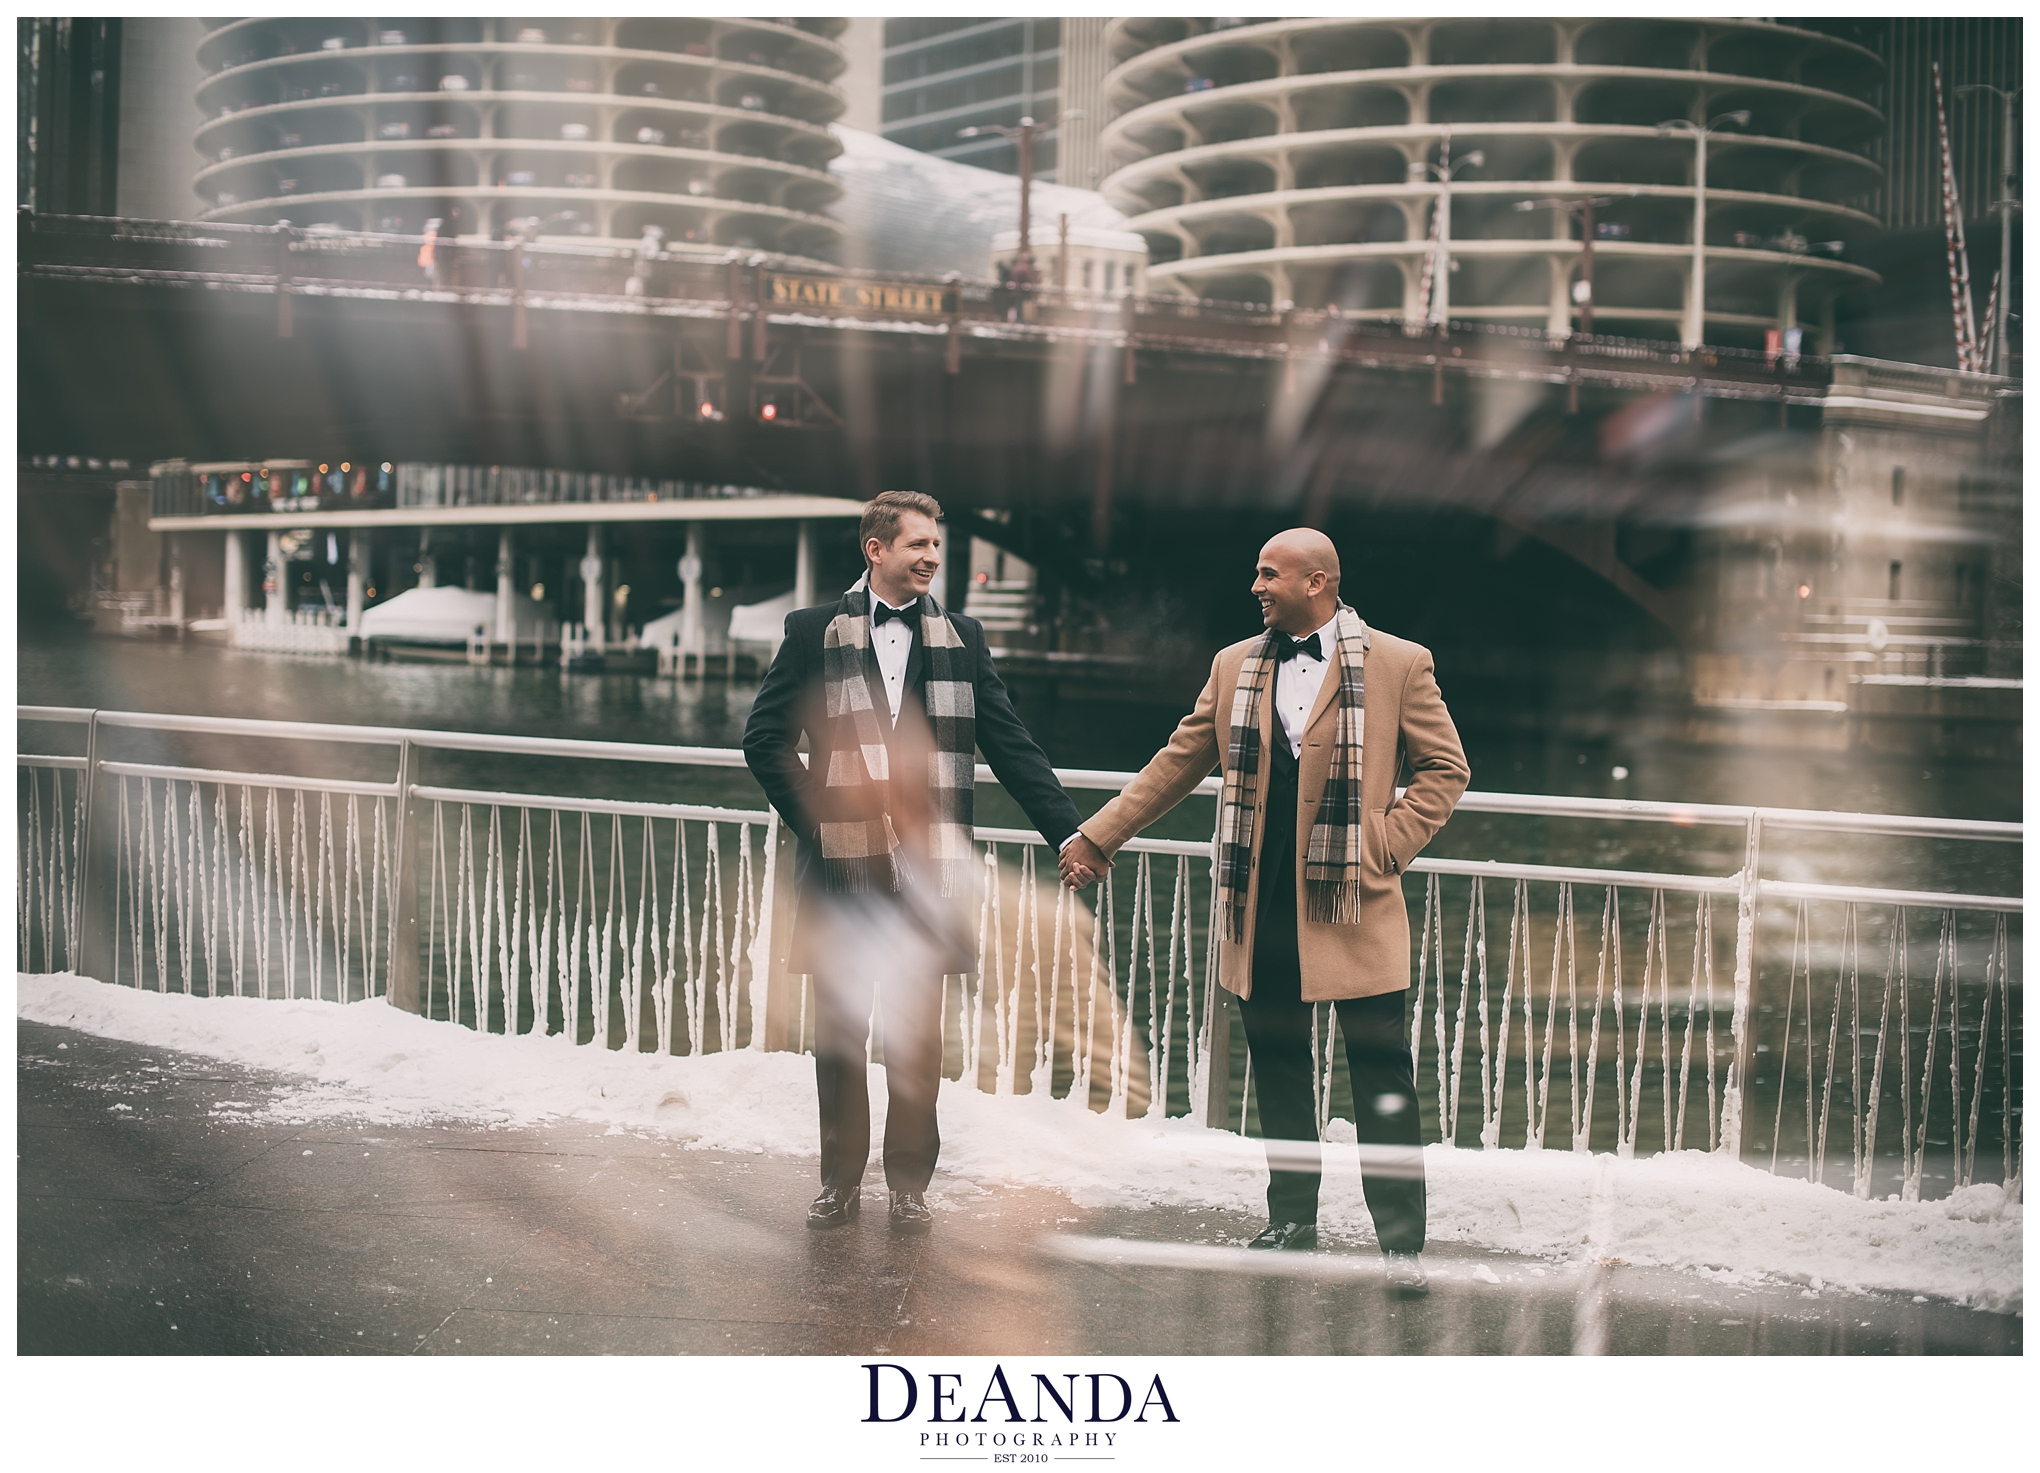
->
[743,490,1082,1235]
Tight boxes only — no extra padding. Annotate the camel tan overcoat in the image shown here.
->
[1079,623,1468,1002]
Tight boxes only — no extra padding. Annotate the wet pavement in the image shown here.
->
[17,1021,2020,1356]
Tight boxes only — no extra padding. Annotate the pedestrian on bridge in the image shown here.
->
[1061,529,1468,1295]
[744,490,1085,1237]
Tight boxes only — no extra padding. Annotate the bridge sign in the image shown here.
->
[766,273,953,319]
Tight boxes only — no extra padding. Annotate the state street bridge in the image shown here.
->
[19,213,2019,750]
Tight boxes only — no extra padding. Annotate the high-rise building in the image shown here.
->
[1781,18,2020,370]
[18,17,123,214]
[878,17,1107,184]
[1786,17,2020,231]
[185,17,849,254]
[1098,17,1885,350]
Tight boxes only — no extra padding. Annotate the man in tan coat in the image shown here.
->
[1062,529,1467,1291]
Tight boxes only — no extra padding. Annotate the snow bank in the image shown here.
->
[19,972,2020,1311]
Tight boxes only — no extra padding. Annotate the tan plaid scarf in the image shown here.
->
[1218,605,1370,941]
[817,579,976,896]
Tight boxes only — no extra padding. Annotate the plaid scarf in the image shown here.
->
[1218,605,1370,942]
[817,578,976,896]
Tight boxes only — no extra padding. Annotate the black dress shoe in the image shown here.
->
[888,1190,934,1236]
[1247,1221,1318,1252]
[1384,1252,1429,1297]
[806,1185,860,1230]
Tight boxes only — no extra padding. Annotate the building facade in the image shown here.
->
[18,17,124,215]
[1098,17,1886,348]
[1789,17,2021,232]
[188,17,848,254]
[878,16,1107,185]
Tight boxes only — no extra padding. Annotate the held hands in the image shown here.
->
[1059,833,1113,891]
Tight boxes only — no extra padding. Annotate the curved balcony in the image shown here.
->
[191,18,846,253]
[1097,16,1884,347]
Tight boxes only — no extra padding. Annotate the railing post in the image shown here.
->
[759,812,804,1051]
[1196,819,1234,1130]
[387,739,423,1013]
[1721,813,1764,1159]
[72,712,115,982]
[1201,987,1237,1130]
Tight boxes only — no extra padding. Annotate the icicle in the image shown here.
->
[1447,879,1478,1146]
[1673,892,1705,1153]
[1654,890,1674,1156]
[1908,910,1948,1203]
[1578,887,1613,1154]
[1943,912,1965,1190]
[1895,907,1919,1201]
[1769,900,1806,1175]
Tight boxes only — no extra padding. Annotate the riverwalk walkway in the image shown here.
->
[18,1020,2018,1356]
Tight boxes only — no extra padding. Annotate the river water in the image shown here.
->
[13,626,2022,897]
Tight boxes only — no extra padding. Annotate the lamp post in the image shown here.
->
[1411,136,1484,326]
[1515,191,1635,336]
[1957,83,2021,375]
[1656,110,1750,349]
[959,114,1065,288]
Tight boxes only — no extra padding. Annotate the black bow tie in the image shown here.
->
[872,598,918,627]
[1275,631,1322,663]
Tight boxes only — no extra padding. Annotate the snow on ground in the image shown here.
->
[19,972,2021,1312]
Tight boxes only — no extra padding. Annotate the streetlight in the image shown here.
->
[1656,110,1750,349]
[1957,83,2021,375]
[1514,191,1637,336]
[1410,136,1484,326]
[958,113,1070,289]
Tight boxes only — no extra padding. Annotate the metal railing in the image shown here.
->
[17,706,2022,1200]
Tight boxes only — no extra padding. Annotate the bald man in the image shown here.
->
[1062,530,1467,1293]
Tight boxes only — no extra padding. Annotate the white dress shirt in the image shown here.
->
[1273,612,1341,759]
[869,595,916,724]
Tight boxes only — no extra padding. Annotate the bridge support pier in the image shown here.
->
[494,527,515,661]
[166,537,185,627]
[223,530,246,630]
[794,520,816,610]
[680,524,706,676]
[346,531,366,639]
[580,525,605,648]
[264,529,284,624]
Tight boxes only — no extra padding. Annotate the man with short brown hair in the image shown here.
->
[744,490,1082,1235]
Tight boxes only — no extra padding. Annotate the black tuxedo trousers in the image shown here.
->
[1238,737,1427,1253]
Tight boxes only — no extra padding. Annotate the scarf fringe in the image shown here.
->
[820,855,965,899]
[1305,880,1365,927]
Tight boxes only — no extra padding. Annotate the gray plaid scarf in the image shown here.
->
[817,578,976,896]
[1218,605,1370,941]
